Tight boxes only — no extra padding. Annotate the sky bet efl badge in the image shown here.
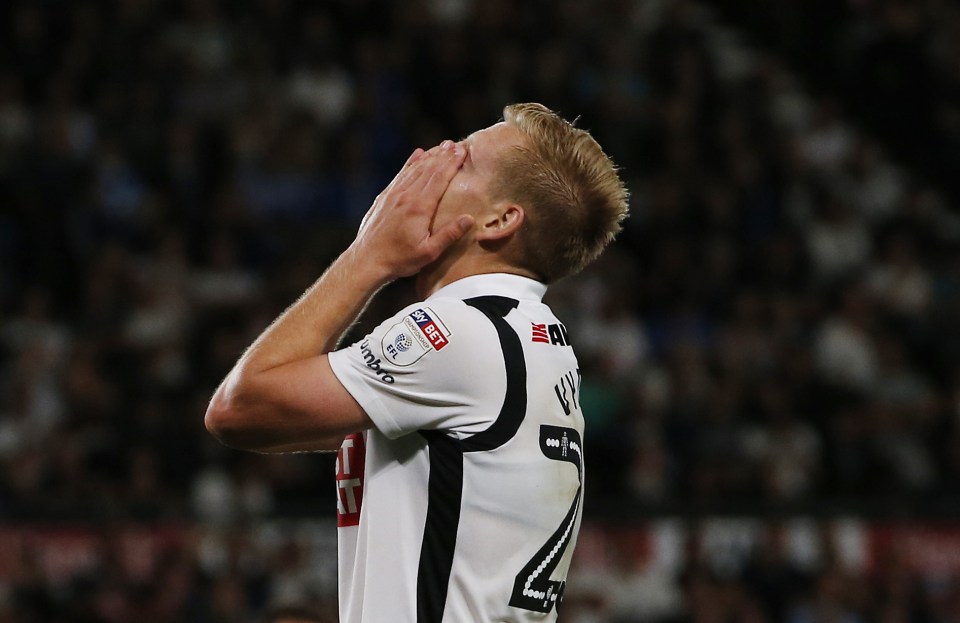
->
[382,307,451,366]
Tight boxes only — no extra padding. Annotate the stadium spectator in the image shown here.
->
[4,0,960,620]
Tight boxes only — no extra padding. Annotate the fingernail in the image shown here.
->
[454,143,465,157]
[441,140,453,151]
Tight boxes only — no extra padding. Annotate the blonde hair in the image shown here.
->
[495,103,629,282]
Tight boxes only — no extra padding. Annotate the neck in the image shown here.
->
[415,253,539,298]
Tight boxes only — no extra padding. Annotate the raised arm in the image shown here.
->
[205,141,472,452]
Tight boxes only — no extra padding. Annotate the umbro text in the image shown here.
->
[360,340,395,384]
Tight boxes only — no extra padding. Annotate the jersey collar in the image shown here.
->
[427,273,548,303]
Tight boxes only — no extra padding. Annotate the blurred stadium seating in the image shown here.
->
[3,0,960,620]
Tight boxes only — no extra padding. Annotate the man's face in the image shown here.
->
[432,121,527,234]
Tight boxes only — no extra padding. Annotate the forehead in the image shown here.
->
[463,122,526,162]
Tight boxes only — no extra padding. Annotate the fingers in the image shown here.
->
[382,144,437,192]
[399,144,444,187]
[418,141,466,202]
[389,140,464,202]
[425,214,475,258]
[406,147,425,166]
[381,147,426,192]
[377,140,463,217]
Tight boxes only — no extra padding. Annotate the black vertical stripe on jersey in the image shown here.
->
[417,431,464,623]
[415,295,527,622]
[463,294,518,319]
[461,296,526,453]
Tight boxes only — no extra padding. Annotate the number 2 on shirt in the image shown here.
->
[509,425,583,613]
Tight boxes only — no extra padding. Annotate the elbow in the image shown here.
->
[205,383,257,449]
[204,394,232,443]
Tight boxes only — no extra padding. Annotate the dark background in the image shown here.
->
[3,0,960,621]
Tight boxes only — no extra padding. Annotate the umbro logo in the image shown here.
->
[360,339,395,384]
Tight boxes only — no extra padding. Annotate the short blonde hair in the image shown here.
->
[494,103,629,282]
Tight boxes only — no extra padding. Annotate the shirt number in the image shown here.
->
[509,425,583,613]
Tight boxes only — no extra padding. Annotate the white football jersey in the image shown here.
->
[327,273,585,623]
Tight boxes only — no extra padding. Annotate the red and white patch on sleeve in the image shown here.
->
[409,307,451,351]
[336,432,366,527]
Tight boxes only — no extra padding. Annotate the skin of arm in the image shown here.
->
[205,141,473,453]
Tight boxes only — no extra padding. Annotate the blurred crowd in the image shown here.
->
[705,0,960,210]
[565,519,960,623]
[4,0,960,620]
[2,520,341,623]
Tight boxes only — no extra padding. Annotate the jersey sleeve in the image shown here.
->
[327,299,503,439]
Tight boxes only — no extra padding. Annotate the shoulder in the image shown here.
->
[375,297,499,370]
[329,297,510,438]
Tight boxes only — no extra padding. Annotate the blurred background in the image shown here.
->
[3,0,960,621]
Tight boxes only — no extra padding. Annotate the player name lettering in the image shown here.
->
[554,368,581,416]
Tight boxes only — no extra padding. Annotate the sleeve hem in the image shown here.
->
[328,351,407,439]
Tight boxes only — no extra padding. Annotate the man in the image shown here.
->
[206,103,628,622]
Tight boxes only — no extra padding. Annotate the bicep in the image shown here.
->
[253,355,373,437]
[210,355,372,453]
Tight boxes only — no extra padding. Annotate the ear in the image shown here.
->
[475,203,525,242]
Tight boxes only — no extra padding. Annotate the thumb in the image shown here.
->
[429,215,475,254]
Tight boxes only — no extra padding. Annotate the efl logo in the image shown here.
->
[409,308,451,351]
[336,433,366,527]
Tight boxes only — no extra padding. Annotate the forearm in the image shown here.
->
[206,246,389,450]
[205,141,470,452]
[234,245,390,375]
